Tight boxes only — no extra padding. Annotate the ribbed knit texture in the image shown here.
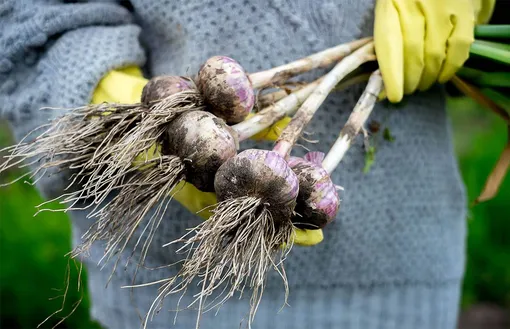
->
[1,1,467,328]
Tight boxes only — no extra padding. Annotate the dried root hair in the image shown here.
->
[2,90,205,273]
[0,102,146,193]
[71,155,186,275]
[2,90,203,213]
[67,89,205,213]
[144,196,294,329]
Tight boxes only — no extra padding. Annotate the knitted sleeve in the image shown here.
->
[0,0,146,198]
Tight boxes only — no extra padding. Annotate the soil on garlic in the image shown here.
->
[290,163,331,229]
[141,76,194,105]
[215,155,295,226]
[166,111,238,192]
[197,56,255,124]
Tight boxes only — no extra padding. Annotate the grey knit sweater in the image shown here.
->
[0,1,467,328]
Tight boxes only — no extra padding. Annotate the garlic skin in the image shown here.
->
[166,111,237,192]
[141,75,194,105]
[288,152,339,229]
[197,56,255,124]
[215,149,299,225]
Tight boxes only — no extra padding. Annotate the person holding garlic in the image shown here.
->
[0,0,494,328]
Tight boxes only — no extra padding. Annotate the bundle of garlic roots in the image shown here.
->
[1,24,507,328]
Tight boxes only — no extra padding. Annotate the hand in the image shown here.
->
[92,66,324,246]
[374,0,495,103]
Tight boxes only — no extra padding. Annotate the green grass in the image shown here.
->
[447,96,510,308]
[0,123,101,329]
[0,95,509,327]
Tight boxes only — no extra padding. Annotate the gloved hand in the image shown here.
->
[374,0,495,103]
[92,66,324,246]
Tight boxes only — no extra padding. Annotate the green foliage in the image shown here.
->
[0,123,101,329]
[447,96,510,308]
[382,127,395,142]
[363,146,376,174]
[474,24,510,39]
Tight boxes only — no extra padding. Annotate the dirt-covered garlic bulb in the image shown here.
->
[141,75,194,105]
[288,152,339,229]
[215,149,299,223]
[197,56,255,124]
[166,110,238,192]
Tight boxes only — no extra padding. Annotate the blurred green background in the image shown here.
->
[0,95,509,329]
[0,120,102,329]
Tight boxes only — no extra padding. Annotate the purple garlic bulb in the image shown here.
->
[288,152,339,229]
[215,149,299,224]
[166,111,238,192]
[197,56,255,124]
[141,75,194,105]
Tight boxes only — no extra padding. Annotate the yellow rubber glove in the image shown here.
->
[374,0,495,103]
[92,66,324,246]
[472,0,496,25]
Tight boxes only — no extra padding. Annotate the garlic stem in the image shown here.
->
[322,70,384,174]
[233,78,322,141]
[256,85,306,108]
[273,42,376,158]
[248,38,372,89]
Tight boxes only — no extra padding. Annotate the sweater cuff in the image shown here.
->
[7,24,146,131]
[7,25,146,199]
[40,25,147,111]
